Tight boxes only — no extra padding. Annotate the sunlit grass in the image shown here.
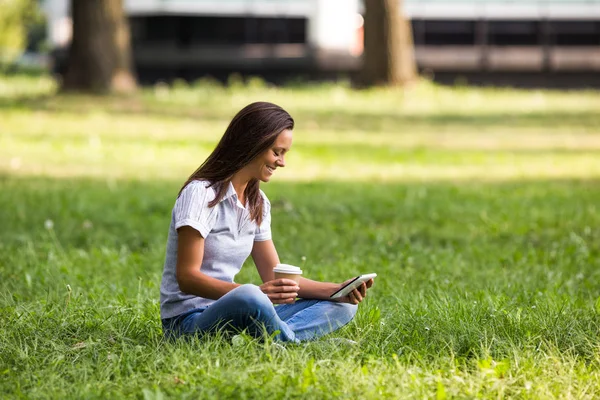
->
[1,74,600,398]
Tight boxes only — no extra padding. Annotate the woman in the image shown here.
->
[160,101,373,343]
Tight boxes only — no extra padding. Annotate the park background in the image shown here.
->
[1,0,600,398]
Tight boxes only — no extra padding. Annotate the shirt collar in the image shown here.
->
[221,181,248,209]
[219,181,238,203]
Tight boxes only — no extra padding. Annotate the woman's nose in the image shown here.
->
[277,156,285,167]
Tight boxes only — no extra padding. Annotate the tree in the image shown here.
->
[0,0,43,68]
[361,0,417,86]
[61,0,136,93]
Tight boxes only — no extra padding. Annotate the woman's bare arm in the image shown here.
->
[250,239,280,283]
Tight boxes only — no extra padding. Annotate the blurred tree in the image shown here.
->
[361,0,417,86]
[0,0,43,68]
[61,0,136,93]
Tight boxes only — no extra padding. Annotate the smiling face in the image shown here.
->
[245,128,293,182]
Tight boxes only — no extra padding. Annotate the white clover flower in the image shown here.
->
[44,219,54,230]
[231,334,245,347]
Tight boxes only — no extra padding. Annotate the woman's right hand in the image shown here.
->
[259,279,299,304]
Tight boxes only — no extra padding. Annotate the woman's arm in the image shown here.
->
[303,277,373,304]
[250,239,279,283]
[251,240,373,304]
[176,226,240,299]
[297,277,339,300]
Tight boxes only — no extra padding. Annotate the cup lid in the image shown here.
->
[273,263,302,274]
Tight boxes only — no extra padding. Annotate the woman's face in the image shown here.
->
[247,129,293,182]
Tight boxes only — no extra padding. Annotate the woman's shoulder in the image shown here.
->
[182,179,216,191]
[258,189,271,212]
[184,179,213,190]
[258,189,270,203]
[179,180,218,201]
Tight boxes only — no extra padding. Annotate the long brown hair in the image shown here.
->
[180,101,294,225]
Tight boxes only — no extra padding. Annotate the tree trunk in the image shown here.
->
[361,0,417,87]
[61,0,136,93]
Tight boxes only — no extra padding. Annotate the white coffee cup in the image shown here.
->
[273,264,303,284]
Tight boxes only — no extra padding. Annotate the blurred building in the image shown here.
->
[43,0,600,82]
[406,0,600,73]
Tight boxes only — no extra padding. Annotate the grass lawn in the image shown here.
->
[1,74,600,399]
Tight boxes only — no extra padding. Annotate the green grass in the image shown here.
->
[1,74,600,399]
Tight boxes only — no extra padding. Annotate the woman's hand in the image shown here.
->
[335,278,374,305]
[259,279,299,304]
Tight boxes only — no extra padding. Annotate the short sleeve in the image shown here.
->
[254,191,272,241]
[173,181,218,238]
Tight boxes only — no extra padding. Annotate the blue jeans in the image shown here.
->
[162,284,358,343]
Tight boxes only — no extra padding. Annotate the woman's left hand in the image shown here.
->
[335,278,374,305]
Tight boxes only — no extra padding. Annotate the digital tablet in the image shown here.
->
[330,273,377,299]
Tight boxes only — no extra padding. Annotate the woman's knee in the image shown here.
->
[228,284,272,311]
[333,302,358,324]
